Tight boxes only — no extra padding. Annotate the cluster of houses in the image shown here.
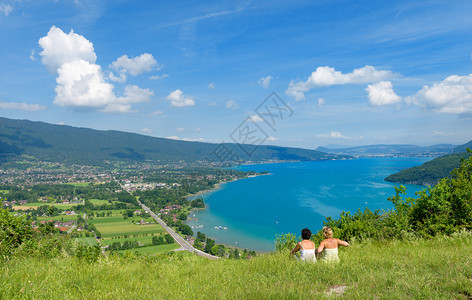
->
[159,204,183,215]
[31,220,77,232]
[3,200,28,206]
[121,181,170,192]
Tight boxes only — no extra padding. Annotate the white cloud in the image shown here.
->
[149,110,163,116]
[0,4,13,16]
[176,127,185,132]
[150,74,168,80]
[267,136,278,141]
[166,136,204,142]
[226,100,239,110]
[286,65,397,101]
[110,53,158,81]
[318,97,325,106]
[406,74,472,114]
[54,60,116,109]
[365,81,402,106]
[39,26,97,73]
[258,75,272,89]
[30,49,36,61]
[0,101,46,111]
[118,85,153,104]
[316,131,361,140]
[249,115,263,123]
[433,130,454,137]
[194,128,201,132]
[141,128,153,134]
[166,89,195,107]
[208,82,215,89]
[39,26,154,113]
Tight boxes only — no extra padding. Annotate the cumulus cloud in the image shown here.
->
[226,100,239,110]
[0,4,13,16]
[258,75,272,89]
[208,82,215,89]
[316,131,361,140]
[286,65,397,101]
[267,136,278,141]
[0,101,46,111]
[39,26,97,73]
[165,89,195,107]
[54,60,116,109]
[38,26,154,113]
[318,97,325,106]
[406,74,472,114]
[176,127,185,132]
[110,53,158,82]
[118,85,153,104]
[365,81,402,106]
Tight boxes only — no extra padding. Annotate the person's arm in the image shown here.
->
[316,240,325,254]
[337,239,350,247]
[291,242,301,255]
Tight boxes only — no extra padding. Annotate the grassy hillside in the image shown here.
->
[1,233,471,299]
[0,117,350,165]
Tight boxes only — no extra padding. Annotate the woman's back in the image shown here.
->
[299,240,316,262]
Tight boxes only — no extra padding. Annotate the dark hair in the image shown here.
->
[301,228,311,240]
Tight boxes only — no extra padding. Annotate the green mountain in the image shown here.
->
[385,141,472,186]
[0,117,350,165]
[316,144,455,157]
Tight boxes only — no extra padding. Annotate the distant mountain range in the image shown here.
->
[385,141,472,186]
[0,117,351,166]
[315,144,456,157]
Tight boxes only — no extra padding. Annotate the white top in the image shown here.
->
[299,242,316,263]
[320,247,339,263]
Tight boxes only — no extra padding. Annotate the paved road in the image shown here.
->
[137,199,219,260]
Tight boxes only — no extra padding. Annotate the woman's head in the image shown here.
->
[301,228,312,240]
[322,226,333,238]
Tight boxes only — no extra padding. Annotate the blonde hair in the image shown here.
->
[322,226,333,238]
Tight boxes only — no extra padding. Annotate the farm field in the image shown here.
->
[89,212,173,254]
[36,214,79,222]
[14,202,79,210]
[75,237,98,247]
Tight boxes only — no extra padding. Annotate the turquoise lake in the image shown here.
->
[186,157,432,252]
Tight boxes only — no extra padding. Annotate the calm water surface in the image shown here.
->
[186,158,432,252]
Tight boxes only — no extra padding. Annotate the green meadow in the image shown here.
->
[17,202,78,210]
[119,243,180,255]
[2,232,471,299]
[36,214,79,222]
[75,237,98,247]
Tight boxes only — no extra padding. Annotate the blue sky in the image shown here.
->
[0,0,471,149]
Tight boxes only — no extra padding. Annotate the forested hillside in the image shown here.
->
[0,117,350,165]
[385,141,472,185]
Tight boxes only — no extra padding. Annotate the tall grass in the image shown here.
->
[2,232,472,299]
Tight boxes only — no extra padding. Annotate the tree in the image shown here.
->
[164,234,174,244]
[178,212,187,221]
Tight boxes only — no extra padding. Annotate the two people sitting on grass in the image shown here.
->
[290,226,349,263]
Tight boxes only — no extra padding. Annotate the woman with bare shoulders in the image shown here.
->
[317,226,349,262]
[290,228,316,262]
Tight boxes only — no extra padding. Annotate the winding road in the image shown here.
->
[137,199,219,260]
